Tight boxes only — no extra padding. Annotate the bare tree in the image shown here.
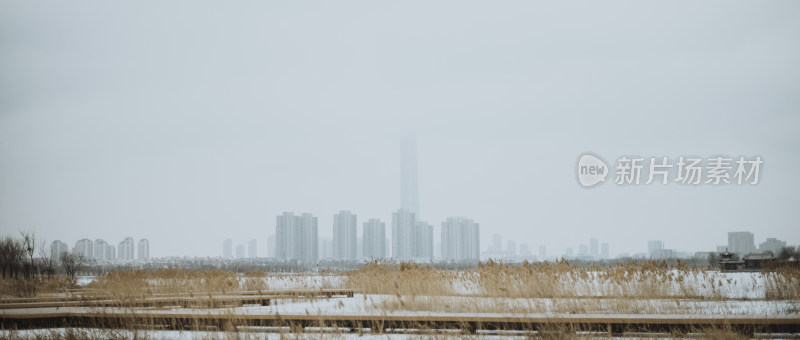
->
[0,236,25,279]
[60,252,83,284]
[38,240,57,278]
[19,232,38,278]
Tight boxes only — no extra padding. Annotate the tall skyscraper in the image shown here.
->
[728,232,756,256]
[295,213,318,262]
[401,137,419,216]
[138,239,149,261]
[276,212,318,262]
[276,212,294,260]
[248,239,257,258]
[416,221,433,261]
[539,245,547,260]
[440,217,480,262]
[601,242,609,259]
[363,218,386,259]
[223,238,233,259]
[333,210,358,261]
[392,208,417,260]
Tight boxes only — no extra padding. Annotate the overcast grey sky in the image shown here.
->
[1,1,798,258]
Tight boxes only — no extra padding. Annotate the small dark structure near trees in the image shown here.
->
[719,249,776,272]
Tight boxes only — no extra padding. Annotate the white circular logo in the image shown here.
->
[577,153,609,188]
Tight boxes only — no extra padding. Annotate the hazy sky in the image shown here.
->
[2,1,799,258]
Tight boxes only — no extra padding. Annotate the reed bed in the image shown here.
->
[345,259,800,300]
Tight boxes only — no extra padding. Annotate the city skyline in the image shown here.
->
[2,1,798,258]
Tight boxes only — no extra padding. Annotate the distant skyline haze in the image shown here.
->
[1,1,798,258]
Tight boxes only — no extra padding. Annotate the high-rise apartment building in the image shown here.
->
[728,232,756,256]
[50,240,68,260]
[138,239,149,261]
[440,217,480,262]
[236,244,244,259]
[248,239,257,258]
[276,212,318,262]
[392,208,417,260]
[333,210,357,260]
[759,237,786,255]
[223,238,233,259]
[416,221,433,261]
[118,237,135,260]
[73,239,93,258]
[362,218,386,259]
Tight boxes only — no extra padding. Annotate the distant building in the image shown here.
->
[118,237,134,260]
[719,249,775,272]
[248,239,257,258]
[392,208,417,260]
[94,239,107,261]
[579,244,588,256]
[519,244,532,258]
[363,218,386,259]
[320,237,332,260]
[489,234,502,253]
[73,239,92,258]
[590,238,599,258]
[138,239,149,261]
[507,240,517,256]
[647,240,663,258]
[50,240,68,260]
[719,250,743,271]
[539,245,547,260]
[236,244,244,259]
[223,238,233,259]
[417,221,434,261]
[440,217,480,262]
[276,212,318,262]
[105,244,115,261]
[333,210,358,261]
[601,243,609,259]
[728,231,756,256]
[759,238,787,255]
[565,247,574,258]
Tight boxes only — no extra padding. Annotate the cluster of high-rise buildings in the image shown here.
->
[221,138,480,264]
[718,232,787,256]
[222,238,259,259]
[51,238,149,262]
[560,237,610,261]
[644,232,788,260]
[256,209,479,263]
